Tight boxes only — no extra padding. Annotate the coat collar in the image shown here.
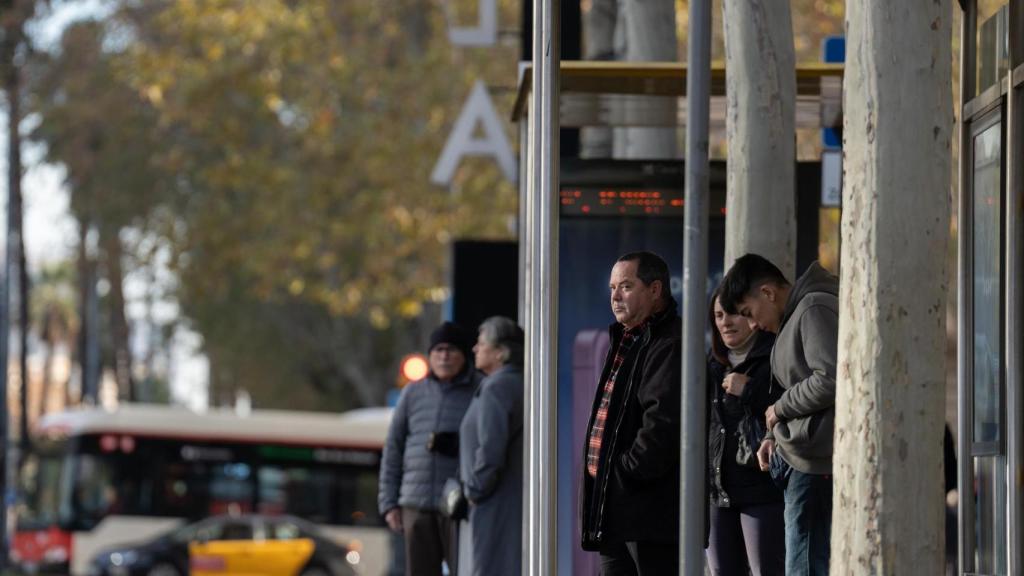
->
[608,297,679,340]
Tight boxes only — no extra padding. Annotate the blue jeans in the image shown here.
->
[784,470,832,576]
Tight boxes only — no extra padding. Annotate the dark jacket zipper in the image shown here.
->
[591,326,652,542]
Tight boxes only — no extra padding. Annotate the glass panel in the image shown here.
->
[974,455,1008,574]
[257,466,332,523]
[977,3,1010,97]
[66,435,161,528]
[159,459,254,518]
[218,520,253,541]
[72,455,119,529]
[335,465,384,527]
[16,452,66,530]
[270,520,302,540]
[257,464,381,526]
[208,462,254,515]
[973,121,1003,444]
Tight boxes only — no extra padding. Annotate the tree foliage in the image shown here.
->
[30,0,521,409]
[117,0,517,322]
[28,0,847,409]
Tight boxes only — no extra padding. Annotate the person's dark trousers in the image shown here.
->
[783,470,832,576]
[706,502,785,575]
[599,540,679,576]
[400,507,454,576]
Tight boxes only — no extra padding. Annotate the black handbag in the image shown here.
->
[441,477,468,520]
[734,407,766,468]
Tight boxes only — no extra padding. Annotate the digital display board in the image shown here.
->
[557,158,728,218]
[559,187,685,217]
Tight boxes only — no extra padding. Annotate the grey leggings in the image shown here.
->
[706,501,785,576]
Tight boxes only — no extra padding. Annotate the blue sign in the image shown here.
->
[822,35,845,149]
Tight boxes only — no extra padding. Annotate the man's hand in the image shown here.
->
[756,439,775,472]
[721,372,750,397]
[385,508,403,533]
[765,404,779,430]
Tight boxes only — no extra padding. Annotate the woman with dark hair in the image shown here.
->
[457,316,524,576]
[706,286,785,575]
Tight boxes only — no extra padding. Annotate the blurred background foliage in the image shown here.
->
[27,0,521,410]
[18,0,847,411]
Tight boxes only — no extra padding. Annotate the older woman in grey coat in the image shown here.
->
[457,316,524,576]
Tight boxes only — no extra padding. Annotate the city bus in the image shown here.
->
[12,404,394,576]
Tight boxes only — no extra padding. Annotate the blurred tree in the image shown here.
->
[27,0,850,412]
[118,0,517,317]
[30,262,76,416]
[31,0,522,409]
[1,0,44,472]
[108,0,522,407]
[29,19,168,403]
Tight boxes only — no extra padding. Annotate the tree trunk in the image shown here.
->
[721,0,796,279]
[75,224,88,405]
[102,228,135,401]
[616,0,677,159]
[4,25,30,459]
[39,307,56,416]
[77,221,101,405]
[831,1,951,574]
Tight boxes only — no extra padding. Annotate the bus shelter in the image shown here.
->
[956,1,1024,574]
[513,60,843,575]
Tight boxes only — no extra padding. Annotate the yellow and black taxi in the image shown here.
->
[87,514,357,576]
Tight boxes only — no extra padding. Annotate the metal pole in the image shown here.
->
[680,0,711,573]
[527,1,560,574]
[522,80,537,567]
[518,73,530,328]
[1004,2,1023,571]
[957,2,976,573]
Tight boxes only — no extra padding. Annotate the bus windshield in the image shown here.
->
[71,452,137,529]
[17,446,69,531]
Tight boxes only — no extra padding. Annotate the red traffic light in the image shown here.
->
[400,354,429,384]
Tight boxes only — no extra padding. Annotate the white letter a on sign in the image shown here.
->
[430,80,516,186]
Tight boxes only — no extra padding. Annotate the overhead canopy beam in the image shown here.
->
[512,61,844,124]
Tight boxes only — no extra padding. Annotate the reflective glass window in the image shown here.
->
[972,120,1002,445]
[976,3,1010,96]
[973,455,1008,574]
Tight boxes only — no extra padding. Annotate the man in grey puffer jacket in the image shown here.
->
[720,254,838,576]
[379,322,482,576]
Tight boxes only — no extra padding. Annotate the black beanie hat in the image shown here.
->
[429,321,473,358]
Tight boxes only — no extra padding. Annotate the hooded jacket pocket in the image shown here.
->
[775,408,834,461]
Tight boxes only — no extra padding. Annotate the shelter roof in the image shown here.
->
[511,61,844,129]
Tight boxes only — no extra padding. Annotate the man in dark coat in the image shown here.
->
[580,251,682,576]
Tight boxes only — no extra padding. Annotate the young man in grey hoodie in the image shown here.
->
[719,254,839,576]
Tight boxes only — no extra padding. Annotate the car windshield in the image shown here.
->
[170,517,254,543]
[269,517,318,540]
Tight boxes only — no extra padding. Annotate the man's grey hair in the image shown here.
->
[478,316,525,366]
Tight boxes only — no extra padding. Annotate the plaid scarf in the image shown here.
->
[587,320,648,478]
